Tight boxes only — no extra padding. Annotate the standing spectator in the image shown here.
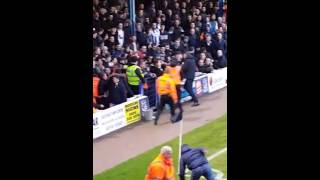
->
[126,56,146,96]
[188,28,201,52]
[171,39,185,53]
[137,45,147,59]
[149,58,164,77]
[117,23,125,47]
[215,49,227,68]
[159,24,170,45]
[112,45,124,59]
[150,23,161,46]
[145,146,175,180]
[181,53,200,106]
[136,9,145,24]
[179,144,214,180]
[136,23,148,46]
[107,75,127,106]
[128,35,139,52]
[216,32,227,56]
[98,73,110,109]
[202,34,217,59]
[169,19,184,41]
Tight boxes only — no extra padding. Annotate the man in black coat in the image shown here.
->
[181,53,200,106]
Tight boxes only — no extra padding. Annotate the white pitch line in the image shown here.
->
[207,147,227,161]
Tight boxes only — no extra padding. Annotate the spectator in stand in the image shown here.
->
[149,58,164,77]
[216,32,227,56]
[169,19,184,41]
[197,58,213,73]
[112,44,124,59]
[150,23,161,46]
[117,23,125,47]
[106,75,127,106]
[137,45,147,59]
[188,28,201,52]
[160,24,170,45]
[128,35,139,52]
[136,23,148,46]
[98,73,110,109]
[202,34,217,59]
[215,49,227,69]
[171,39,185,53]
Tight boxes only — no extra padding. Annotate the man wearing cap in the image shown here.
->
[145,146,175,180]
[179,144,214,180]
[126,56,146,96]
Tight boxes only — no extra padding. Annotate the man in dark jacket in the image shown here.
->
[179,144,215,180]
[106,75,127,105]
[181,53,200,106]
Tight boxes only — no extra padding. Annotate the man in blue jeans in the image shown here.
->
[179,144,214,180]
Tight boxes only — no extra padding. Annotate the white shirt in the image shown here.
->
[117,29,124,47]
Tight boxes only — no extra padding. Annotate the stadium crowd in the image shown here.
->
[93,0,227,111]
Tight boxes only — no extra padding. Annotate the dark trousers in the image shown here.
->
[128,84,140,97]
[184,79,198,103]
[176,85,183,112]
[155,95,176,124]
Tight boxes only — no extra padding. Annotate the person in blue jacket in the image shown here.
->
[179,144,215,180]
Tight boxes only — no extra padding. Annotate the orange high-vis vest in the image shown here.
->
[93,77,100,97]
[156,74,178,103]
[167,66,182,85]
[145,154,175,180]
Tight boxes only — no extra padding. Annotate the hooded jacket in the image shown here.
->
[179,144,209,180]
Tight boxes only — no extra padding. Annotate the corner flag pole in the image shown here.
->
[177,117,183,175]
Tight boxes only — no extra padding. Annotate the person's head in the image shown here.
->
[156,17,161,24]
[175,51,183,61]
[116,44,122,50]
[102,73,108,80]
[205,58,212,65]
[195,8,200,15]
[99,8,107,15]
[198,59,204,66]
[161,15,166,22]
[222,23,227,31]
[200,52,206,60]
[118,23,123,30]
[141,46,147,53]
[163,0,168,7]
[153,59,162,67]
[131,35,137,42]
[152,23,157,29]
[174,2,180,9]
[167,9,173,16]
[190,22,196,29]
[217,33,223,40]
[105,67,111,75]
[112,76,120,84]
[139,60,146,69]
[218,17,223,24]
[209,1,214,8]
[145,17,150,23]
[160,46,166,52]
[211,14,216,21]
[187,14,193,21]
[95,47,101,55]
[198,1,203,8]
[109,36,115,42]
[174,39,181,47]
[160,146,173,159]
[222,16,227,23]
[160,24,166,31]
[129,56,139,65]
[139,3,144,10]
[217,50,223,57]
[158,10,163,16]
[182,2,187,9]
[205,16,210,22]
[205,34,212,41]
[201,6,206,13]
[197,15,202,22]
[111,27,117,33]
[190,28,196,35]
[136,23,142,32]
[138,9,144,17]
[175,19,180,26]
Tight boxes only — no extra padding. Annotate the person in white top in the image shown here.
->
[117,23,125,47]
[150,23,160,46]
